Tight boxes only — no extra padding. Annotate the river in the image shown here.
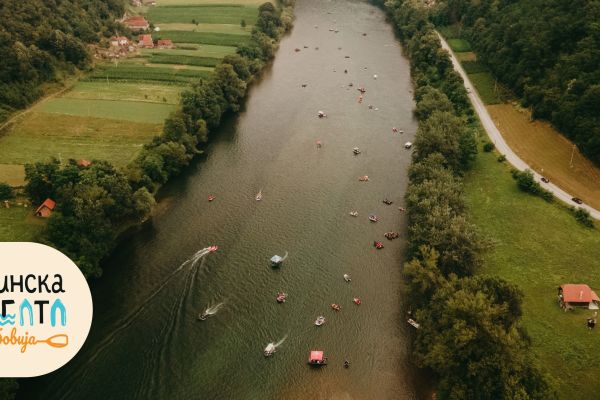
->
[21,0,425,398]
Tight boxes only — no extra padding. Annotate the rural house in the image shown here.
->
[157,39,174,49]
[123,16,150,31]
[138,34,154,49]
[110,36,130,47]
[35,198,56,218]
[558,284,600,310]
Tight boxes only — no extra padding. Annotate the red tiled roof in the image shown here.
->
[35,198,56,216]
[561,284,595,303]
[77,159,92,167]
[138,34,153,47]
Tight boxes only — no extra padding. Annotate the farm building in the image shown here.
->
[110,36,130,47]
[138,34,154,49]
[35,198,56,218]
[157,39,174,49]
[558,284,600,310]
[123,16,150,31]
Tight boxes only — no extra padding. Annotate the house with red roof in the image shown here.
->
[138,34,154,48]
[558,284,600,310]
[123,16,149,31]
[157,39,174,49]
[35,198,56,218]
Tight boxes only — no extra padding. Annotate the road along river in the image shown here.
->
[21,0,427,398]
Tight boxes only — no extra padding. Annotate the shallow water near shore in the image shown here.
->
[20,0,426,398]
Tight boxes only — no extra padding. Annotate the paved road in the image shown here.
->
[437,33,600,220]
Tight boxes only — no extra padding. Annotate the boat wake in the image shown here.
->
[202,302,226,318]
[280,252,289,262]
[55,247,217,400]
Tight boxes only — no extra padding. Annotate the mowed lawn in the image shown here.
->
[464,144,600,399]
[0,112,162,166]
[0,206,45,242]
[488,104,600,210]
[147,4,258,25]
[141,44,237,58]
[40,98,176,123]
[62,81,182,104]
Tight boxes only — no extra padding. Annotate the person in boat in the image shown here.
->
[344,360,350,368]
[383,198,393,205]
[353,298,361,305]
[398,207,406,212]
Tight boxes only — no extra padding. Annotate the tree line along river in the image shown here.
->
[21,0,429,398]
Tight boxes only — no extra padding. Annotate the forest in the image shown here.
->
[432,0,600,165]
[0,0,125,122]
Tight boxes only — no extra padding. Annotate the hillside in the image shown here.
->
[0,0,125,121]
[432,0,600,165]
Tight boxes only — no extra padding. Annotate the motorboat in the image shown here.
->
[407,318,420,329]
[353,147,361,155]
[358,175,369,182]
[318,110,327,118]
[349,211,358,217]
[276,292,287,303]
[353,297,362,305]
[270,251,288,267]
[198,313,208,321]
[331,304,341,311]
[308,350,328,365]
[384,232,399,240]
[369,214,378,222]
[383,199,393,205]
[208,195,216,202]
[314,316,325,326]
[256,189,262,201]
[404,142,413,149]
[264,342,276,356]
[343,274,351,282]
[208,245,219,252]
[374,241,384,249]
[399,129,404,134]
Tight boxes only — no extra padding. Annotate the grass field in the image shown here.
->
[156,22,251,34]
[62,81,182,104]
[40,98,176,123]
[488,104,600,210]
[456,51,476,62]
[147,54,221,67]
[469,72,502,104]
[464,142,600,399]
[0,205,45,242]
[147,5,258,25]
[157,0,264,4]
[0,164,26,186]
[0,112,162,166]
[447,38,471,52]
[141,44,237,58]
[87,63,213,84]
[154,30,252,46]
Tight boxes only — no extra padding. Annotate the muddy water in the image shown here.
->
[21,0,425,399]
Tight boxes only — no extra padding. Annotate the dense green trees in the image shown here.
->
[432,0,600,165]
[0,0,124,122]
[379,0,555,397]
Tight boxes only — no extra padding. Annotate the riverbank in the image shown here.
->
[19,0,424,398]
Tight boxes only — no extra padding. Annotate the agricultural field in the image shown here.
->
[464,141,600,399]
[153,30,251,46]
[147,4,258,25]
[0,205,45,242]
[488,104,600,211]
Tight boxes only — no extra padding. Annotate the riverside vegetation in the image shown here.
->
[0,2,293,399]
[375,0,556,398]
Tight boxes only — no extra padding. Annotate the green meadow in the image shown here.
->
[465,141,600,399]
[147,4,258,25]
[154,30,252,46]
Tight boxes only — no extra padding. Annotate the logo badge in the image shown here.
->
[0,242,93,377]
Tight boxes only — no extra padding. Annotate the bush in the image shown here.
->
[511,169,553,202]
[0,183,13,200]
[483,142,495,152]
[497,154,506,162]
[574,208,594,228]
